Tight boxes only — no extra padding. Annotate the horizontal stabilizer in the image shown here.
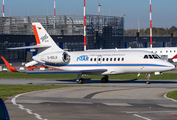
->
[8,45,51,50]
[1,56,18,72]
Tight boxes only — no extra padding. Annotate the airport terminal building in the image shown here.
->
[0,14,124,62]
[0,15,177,63]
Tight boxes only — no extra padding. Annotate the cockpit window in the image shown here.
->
[144,54,161,59]
[148,55,153,59]
[152,55,158,59]
[156,54,161,59]
[144,55,148,59]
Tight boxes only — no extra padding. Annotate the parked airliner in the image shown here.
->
[1,22,175,84]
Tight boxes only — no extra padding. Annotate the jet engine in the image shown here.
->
[41,52,70,64]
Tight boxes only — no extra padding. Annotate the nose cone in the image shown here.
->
[157,60,176,72]
[173,65,176,70]
[166,62,176,71]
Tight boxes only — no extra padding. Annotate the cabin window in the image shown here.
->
[174,50,176,53]
[90,58,93,61]
[166,51,168,53]
[114,58,116,61]
[148,55,153,59]
[118,58,120,61]
[155,51,157,53]
[106,58,109,61]
[110,58,112,61]
[170,50,172,53]
[122,58,124,61]
[98,58,101,61]
[160,51,162,53]
[103,58,105,61]
[94,58,96,61]
[144,55,148,59]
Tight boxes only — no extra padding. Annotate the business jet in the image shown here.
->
[1,22,175,84]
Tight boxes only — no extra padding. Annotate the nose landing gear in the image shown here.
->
[145,73,151,84]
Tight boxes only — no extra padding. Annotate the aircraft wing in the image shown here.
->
[8,44,50,50]
[24,69,107,74]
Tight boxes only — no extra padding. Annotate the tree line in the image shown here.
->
[124,26,177,36]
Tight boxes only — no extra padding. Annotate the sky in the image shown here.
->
[1,0,177,30]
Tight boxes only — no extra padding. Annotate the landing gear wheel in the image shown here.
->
[101,76,108,83]
[146,81,151,84]
[77,78,84,84]
[145,73,151,84]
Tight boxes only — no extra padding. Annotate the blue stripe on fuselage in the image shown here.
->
[38,62,170,67]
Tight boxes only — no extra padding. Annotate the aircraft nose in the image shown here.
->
[165,62,176,71]
[170,63,176,70]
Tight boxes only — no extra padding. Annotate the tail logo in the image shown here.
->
[40,34,49,42]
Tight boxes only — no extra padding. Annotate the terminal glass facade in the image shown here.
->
[0,15,124,62]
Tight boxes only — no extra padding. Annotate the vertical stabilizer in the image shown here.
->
[32,22,63,54]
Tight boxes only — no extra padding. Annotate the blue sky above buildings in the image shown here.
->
[1,0,177,29]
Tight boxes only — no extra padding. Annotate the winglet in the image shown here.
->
[1,56,18,72]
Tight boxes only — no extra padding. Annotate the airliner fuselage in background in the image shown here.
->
[1,22,175,84]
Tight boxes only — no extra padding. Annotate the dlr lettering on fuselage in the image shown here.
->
[77,55,89,61]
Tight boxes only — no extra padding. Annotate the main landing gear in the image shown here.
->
[76,74,84,84]
[101,75,109,83]
[77,78,84,84]
[145,73,151,84]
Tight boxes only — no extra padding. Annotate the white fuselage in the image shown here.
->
[35,50,175,75]
[88,47,177,62]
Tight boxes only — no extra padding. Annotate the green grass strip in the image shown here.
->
[0,85,73,101]
[0,71,177,80]
[167,90,177,100]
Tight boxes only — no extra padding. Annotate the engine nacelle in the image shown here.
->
[41,52,70,64]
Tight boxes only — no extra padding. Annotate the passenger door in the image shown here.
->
[97,55,102,64]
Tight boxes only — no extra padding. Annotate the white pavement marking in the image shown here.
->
[103,103,132,107]
[64,101,93,104]
[133,114,151,120]
[127,111,177,114]
[164,93,177,102]
[157,104,177,108]
[11,92,48,120]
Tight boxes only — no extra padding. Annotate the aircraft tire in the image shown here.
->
[101,77,108,83]
[77,78,84,84]
[146,81,151,84]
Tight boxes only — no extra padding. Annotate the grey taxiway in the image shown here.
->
[2,78,177,120]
